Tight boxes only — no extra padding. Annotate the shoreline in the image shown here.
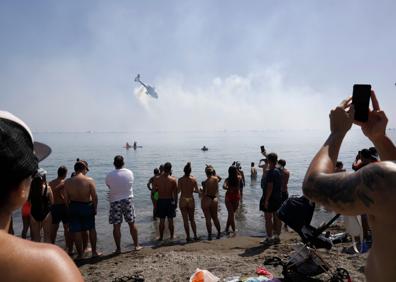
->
[78,223,367,281]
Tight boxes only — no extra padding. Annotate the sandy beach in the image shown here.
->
[78,223,367,281]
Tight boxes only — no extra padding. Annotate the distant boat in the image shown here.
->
[201,146,208,151]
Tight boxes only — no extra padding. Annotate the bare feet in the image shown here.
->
[91,251,103,258]
[134,246,143,251]
[114,249,121,254]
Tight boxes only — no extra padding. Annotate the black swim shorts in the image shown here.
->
[51,204,70,224]
[260,196,282,213]
[157,198,176,219]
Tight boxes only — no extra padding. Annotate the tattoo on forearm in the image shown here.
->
[304,165,388,209]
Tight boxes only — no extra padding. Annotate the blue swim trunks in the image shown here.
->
[68,201,95,232]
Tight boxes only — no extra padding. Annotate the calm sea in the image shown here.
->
[12,129,395,252]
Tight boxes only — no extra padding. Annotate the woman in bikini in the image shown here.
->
[223,166,241,234]
[201,165,222,240]
[178,162,199,242]
[29,169,53,242]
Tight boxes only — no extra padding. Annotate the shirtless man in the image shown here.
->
[49,165,73,254]
[0,111,82,281]
[303,91,396,282]
[64,160,100,258]
[153,162,178,241]
[201,165,222,240]
[178,162,199,242]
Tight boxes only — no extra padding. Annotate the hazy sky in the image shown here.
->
[1,1,395,132]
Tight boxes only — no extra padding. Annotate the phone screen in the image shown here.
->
[352,84,371,122]
[260,145,265,153]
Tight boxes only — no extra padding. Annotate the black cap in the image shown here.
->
[0,111,51,185]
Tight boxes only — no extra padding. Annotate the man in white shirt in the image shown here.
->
[106,155,142,252]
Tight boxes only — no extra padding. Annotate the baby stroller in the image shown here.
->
[264,196,351,282]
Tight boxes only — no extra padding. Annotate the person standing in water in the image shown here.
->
[49,165,73,254]
[147,168,160,219]
[178,162,199,242]
[261,153,282,244]
[235,162,246,199]
[153,162,178,241]
[106,155,142,252]
[64,160,100,259]
[223,166,242,235]
[29,169,53,243]
[250,162,257,181]
[201,165,222,240]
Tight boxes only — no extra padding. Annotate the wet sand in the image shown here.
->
[78,223,367,281]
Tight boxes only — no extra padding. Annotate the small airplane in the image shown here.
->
[134,74,158,99]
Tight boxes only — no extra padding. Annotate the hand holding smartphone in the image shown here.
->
[352,84,371,122]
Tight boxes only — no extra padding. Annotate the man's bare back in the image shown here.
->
[49,178,66,205]
[64,174,95,203]
[155,174,177,199]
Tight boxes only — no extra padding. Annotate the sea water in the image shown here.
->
[12,129,395,252]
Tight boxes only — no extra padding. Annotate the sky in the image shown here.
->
[0,0,395,132]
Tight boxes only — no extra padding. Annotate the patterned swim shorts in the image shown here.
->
[109,198,136,224]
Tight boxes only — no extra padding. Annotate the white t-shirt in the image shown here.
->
[105,168,134,203]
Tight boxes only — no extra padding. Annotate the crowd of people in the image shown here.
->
[1,90,396,282]
[13,150,291,259]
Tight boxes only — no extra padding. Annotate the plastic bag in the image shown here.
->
[189,268,220,282]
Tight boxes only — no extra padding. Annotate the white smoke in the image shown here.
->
[134,68,330,131]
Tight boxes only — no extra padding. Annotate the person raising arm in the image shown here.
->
[302,91,396,282]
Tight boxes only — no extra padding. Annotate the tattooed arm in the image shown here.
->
[303,98,357,213]
[304,161,396,214]
[303,96,396,215]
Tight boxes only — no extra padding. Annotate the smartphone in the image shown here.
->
[352,84,371,122]
[260,145,265,153]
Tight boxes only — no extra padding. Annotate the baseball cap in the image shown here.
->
[0,111,52,185]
